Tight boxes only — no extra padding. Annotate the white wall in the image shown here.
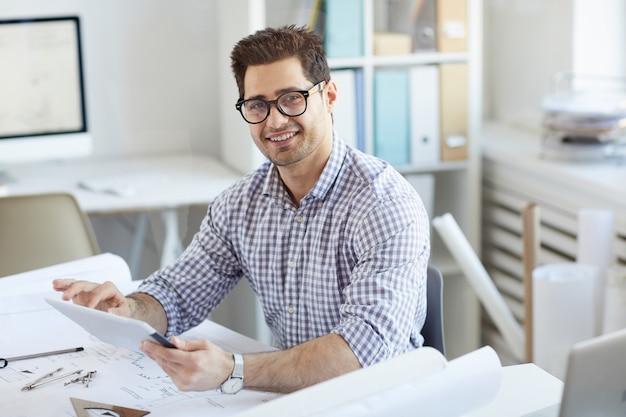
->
[0,1,274,341]
[483,0,574,131]
[483,0,626,132]
[572,0,626,78]
[0,0,229,282]
[0,0,221,158]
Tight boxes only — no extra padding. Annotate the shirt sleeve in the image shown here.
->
[331,194,430,367]
[135,192,243,337]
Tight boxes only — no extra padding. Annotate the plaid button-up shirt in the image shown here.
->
[137,134,430,366]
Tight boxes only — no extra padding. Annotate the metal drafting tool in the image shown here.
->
[70,397,151,417]
[64,370,97,388]
[21,368,82,391]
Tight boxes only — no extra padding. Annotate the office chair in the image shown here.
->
[422,265,446,355]
[0,192,99,277]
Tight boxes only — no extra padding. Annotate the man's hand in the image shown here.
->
[140,336,234,392]
[52,278,131,316]
[142,333,361,394]
[53,281,361,394]
[52,279,168,334]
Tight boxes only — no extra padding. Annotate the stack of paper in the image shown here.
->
[540,72,626,160]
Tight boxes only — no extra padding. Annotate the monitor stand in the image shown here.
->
[0,168,15,183]
[0,168,15,196]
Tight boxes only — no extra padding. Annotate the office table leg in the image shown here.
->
[160,209,183,268]
[128,213,148,278]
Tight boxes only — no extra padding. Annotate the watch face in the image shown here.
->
[221,377,243,394]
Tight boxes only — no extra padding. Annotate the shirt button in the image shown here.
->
[295,215,304,223]
[287,306,295,314]
[287,260,296,268]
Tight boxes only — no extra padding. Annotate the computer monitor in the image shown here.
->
[0,16,92,170]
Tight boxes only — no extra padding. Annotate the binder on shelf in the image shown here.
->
[439,63,468,161]
[354,69,366,151]
[330,69,359,149]
[324,0,363,58]
[296,0,325,35]
[374,69,411,166]
[409,65,440,166]
[413,0,437,51]
[387,0,437,52]
[373,32,412,56]
[436,0,467,52]
[311,0,326,36]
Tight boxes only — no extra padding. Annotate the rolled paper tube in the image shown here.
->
[432,213,525,361]
[532,262,597,379]
[577,208,614,335]
[603,267,626,334]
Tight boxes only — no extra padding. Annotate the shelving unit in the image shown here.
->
[216,0,484,358]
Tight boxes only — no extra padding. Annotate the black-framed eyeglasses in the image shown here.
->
[235,81,325,124]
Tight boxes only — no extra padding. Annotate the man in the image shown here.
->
[54,25,430,394]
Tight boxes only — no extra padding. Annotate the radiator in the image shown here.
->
[480,177,626,365]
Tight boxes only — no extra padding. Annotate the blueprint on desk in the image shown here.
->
[1,279,278,417]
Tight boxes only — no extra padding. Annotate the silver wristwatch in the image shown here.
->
[220,353,244,394]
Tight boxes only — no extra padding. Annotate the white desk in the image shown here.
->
[482,122,626,216]
[468,363,563,417]
[1,153,242,272]
[1,305,280,417]
[0,256,278,417]
[2,319,563,417]
[0,254,564,417]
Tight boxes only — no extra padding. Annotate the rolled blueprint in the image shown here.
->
[234,346,502,417]
[432,213,525,361]
[603,266,626,333]
[577,208,614,335]
[532,262,597,379]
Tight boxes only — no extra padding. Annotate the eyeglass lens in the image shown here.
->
[242,91,308,123]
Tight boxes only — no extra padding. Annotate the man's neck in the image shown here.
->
[277,163,323,207]
[277,145,332,207]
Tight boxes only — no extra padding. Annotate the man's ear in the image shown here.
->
[325,80,338,114]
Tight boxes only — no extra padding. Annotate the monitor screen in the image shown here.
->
[0,16,92,164]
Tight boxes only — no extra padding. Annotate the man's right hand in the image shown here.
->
[52,278,131,317]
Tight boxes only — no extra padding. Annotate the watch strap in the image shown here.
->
[220,353,244,394]
[232,353,244,379]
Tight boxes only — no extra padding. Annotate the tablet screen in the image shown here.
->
[46,298,175,351]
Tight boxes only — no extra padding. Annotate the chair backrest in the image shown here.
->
[0,192,99,277]
[422,265,445,355]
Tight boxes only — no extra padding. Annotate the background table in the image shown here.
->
[1,153,242,272]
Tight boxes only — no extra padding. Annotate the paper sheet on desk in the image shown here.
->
[0,254,136,359]
[1,256,279,417]
[1,319,279,417]
[234,346,502,417]
[0,253,136,296]
[0,293,102,358]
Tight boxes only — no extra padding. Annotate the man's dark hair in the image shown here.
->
[230,25,330,100]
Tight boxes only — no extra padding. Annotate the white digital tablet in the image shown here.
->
[46,298,175,351]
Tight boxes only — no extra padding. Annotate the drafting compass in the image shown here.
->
[70,397,150,417]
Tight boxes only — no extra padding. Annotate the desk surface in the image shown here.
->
[0,256,278,417]
[2,153,243,214]
[0,218,565,417]
[1,289,563,417]
[482,122,626,212]
[467,363,563,417]
[1,311,279,417]
[2,290,563,417]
